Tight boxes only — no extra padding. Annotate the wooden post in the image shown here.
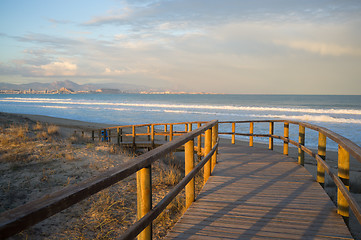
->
[98,130,101,142]
[132,126,136,150]
[188,123,192,132]
[215,123,219,154]
[120,128,123,143]
[91,130,95,142]
[204,128,212,184]
[211,124,218,172]
[283,123,289,155]
[197,123,202,159]
[249,122,254,147]
[232,122,235,144]
[298,126,305,166]
[185,123,188,132]
[117,128,120,145]
[338,145,349,222]
[164,124,167,141]
[317,132,326,187]
[137,166,152,240]
[108,129,111,142]
[185,139,195,209]
[147,126,151,141]
[151,124,155,148]
[169,124,173,142]
[269,122,274,150]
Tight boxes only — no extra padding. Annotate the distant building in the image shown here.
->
[57,87,74,94]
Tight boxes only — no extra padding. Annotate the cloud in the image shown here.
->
[85,6,133,26]
[84,0,361,29]
[31,61,77,76]
[275,40,361,57]
[2,0,361,94]
[47,18,72,25]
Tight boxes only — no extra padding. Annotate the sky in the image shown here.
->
[0,0,361,94]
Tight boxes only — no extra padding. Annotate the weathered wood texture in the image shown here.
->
[165,144,352,239]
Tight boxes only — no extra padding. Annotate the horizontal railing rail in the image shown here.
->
[218,120,361,225]
[0,120,219,239]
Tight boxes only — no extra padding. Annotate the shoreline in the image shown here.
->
[0,112,113,130]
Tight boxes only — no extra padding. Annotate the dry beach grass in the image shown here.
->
[0,112,197,239]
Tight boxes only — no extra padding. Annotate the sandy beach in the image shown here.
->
[1,112,360,239]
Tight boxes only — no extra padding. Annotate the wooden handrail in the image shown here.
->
[0,120,218,239]
[120,140,219,240]
[218,120,361,225]
[219,120,361,163]
[104,121,209,130]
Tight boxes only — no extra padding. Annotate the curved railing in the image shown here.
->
[74,119,361,227]
[218,120,361,225]
[1,119,360,239]
[0,120,219,239]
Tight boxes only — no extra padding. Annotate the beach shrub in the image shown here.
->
[47,125,59,135]
[33,121,43,131]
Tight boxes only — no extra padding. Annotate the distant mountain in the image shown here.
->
[0,80,149,92]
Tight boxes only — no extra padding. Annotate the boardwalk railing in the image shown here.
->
[92,121,210,158]
[0,120,219,239]
[1,119,360,239]
[218,120,361,225]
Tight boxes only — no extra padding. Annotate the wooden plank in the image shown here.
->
[165,144,353,240]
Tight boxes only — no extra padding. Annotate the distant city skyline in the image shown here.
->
[1,0,361,94]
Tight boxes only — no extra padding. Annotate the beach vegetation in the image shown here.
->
[33,121,43,131]
[0,119,187,239]
[47,125,59,135]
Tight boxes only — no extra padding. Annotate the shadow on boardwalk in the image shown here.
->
[165,144,353,239]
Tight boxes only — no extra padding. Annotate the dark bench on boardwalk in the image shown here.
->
[0,120,360,239]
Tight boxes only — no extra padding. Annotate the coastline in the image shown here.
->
[0,112,112,129]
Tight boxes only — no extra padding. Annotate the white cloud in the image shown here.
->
[32,61,77,76]
[275,40,361,57]
[103,67,151,76]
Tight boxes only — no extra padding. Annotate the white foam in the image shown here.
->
[4,97,73,101]
[2,97,361,115]
[255,114,361,124]
[41,106,69,109]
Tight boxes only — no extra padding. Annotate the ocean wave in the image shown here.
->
[41,106,69,109]
[2,97,361,115]
[255,114,361,124]
[4,97,73,101]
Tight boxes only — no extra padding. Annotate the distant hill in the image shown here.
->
[0,80,150,92]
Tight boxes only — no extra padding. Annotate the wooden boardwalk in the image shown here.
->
[165,144,353,239]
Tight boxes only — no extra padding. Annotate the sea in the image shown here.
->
[0,94,360,151]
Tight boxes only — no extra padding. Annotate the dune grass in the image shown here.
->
[0,121,194,239]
